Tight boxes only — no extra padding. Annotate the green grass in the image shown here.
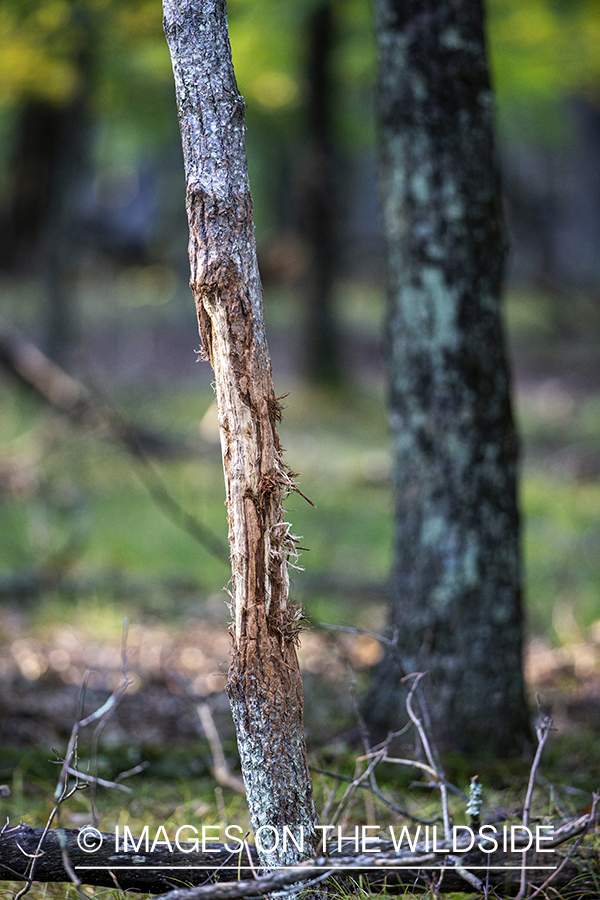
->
[0,379,396,624]
[1,734,595,900]
[523,476,600,640]
[2,191,600,900]
[1,339,599,639]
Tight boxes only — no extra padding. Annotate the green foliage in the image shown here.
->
[2,0,600,242]
[0,0,375,143]
[2,0,600,145]
[486,0,600,140]
[488,0,600,101]
[0,0,82,108]
[0,0,171,113]
[231,0,376,142]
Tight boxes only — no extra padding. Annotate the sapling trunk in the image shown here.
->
[162,0,319,868]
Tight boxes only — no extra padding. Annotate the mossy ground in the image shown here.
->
[0,283,599,898]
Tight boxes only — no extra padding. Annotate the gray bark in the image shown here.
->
[366,0,530,755]
[162,0,319,868]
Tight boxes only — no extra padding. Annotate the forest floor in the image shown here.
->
[1,608,600,761]
[1,283,599,869]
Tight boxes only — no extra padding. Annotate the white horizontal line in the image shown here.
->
[75,865,559,871]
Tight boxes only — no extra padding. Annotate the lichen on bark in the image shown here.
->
[162,0,319,867]
[366,0,530,755]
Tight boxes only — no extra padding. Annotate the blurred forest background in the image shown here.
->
[1,0,600,815]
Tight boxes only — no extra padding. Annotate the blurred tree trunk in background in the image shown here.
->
[41,5,95,367]
[299,0,340,384]
[41,70,92,367]
[0,100,65,273]
[162,0,320,868]
[0,2,95,367]
[365,0,530,756]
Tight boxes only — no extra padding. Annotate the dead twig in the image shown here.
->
[197,703,246,794]
[404,673,451,841]
[47,765,132,793]
[13,621,133,900]
[516,701,554,900]
[0,318,229,563]
[56,830,86,900]
[47,759,149,793]
[310,767,439,826]
[527,792,600,900]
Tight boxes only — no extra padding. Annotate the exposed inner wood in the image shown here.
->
[162,0,319,867]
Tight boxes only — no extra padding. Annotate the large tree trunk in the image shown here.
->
[162,0,319,868]
[365,0,530,755]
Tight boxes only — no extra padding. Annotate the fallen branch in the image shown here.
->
[516,705,554,900]
[10,625,134,900]
[0,318,229,563]
[197,702,246,794]
[0,318,194,459]
[2,812,599,897]
[528,794,599,900]
[0,824,257,894]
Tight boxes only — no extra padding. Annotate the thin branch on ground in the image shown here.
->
[318,626,433,827]
[326,663,394,829]
[310,767,439,826]
[404,673,451,840]
[197,702,246,794]
[316,774,338,826]
[81,759,149,789]
[55,651,131,800]
[347,662,411,825]
[47,765,132,793]
[523,702,555,832]
[0,318,229,563]
[56,830,86,900]
[13,622,134,900]
[515,700,555,900]
[320,623,468,808]
[2,810,599,896]
[309,631,462,829]
[113,762,151,783]
[528,791,599,900]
